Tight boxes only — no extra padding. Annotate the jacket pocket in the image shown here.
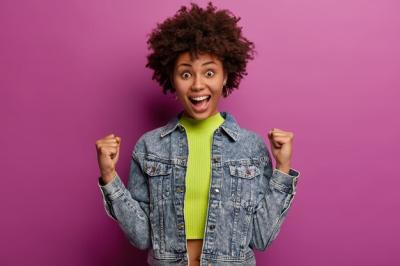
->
[229,164,261,179]
[144,160,172,201]
[144,160,172,176]
[228,163,261,202]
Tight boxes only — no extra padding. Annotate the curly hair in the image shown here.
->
[145,1,256,97]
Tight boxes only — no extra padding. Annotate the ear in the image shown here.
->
[223,73,228,86]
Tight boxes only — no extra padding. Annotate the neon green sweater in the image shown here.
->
[179,111,225,239]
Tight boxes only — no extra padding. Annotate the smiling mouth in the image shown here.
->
[189,95,211,105]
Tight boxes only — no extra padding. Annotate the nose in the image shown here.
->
[191,74,204,91]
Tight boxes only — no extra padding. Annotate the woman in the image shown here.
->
[96,2,300,265]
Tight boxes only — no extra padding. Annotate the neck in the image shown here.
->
[179,111,224,131]
[182,110,220,121]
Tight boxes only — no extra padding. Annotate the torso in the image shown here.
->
[187,239,203,266]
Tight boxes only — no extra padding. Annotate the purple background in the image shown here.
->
[1,0,399,265]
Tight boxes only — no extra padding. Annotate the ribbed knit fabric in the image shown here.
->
[178,111,225,239]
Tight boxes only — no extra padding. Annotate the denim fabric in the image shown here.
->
[98,111,300,266]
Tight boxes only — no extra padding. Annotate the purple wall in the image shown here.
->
[1,0,399,265]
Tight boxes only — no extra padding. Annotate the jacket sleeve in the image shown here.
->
[97,139,151,250]
[249,141,300,251]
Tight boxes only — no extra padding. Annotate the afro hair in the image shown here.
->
[145,1,256,97]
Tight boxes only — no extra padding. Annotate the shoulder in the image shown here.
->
[237,127,270,157]
[238,127,265,146]
[140,125,165,142]
[132,124,170,154]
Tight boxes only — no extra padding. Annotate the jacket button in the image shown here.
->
[214,188,219,193]
[178,223,184,229]
[209,224,215,230]
[176,187,183,193]
[246,206,252,213]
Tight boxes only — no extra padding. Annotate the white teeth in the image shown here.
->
[190,95,209,101]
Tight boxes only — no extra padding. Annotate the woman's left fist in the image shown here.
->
[267,128,294,172]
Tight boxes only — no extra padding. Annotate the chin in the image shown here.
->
[188,110,215,120]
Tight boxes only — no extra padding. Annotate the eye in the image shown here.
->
[205,70,215,78]
[181,71,191,79]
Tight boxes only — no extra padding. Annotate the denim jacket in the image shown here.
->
[98,111,300,266]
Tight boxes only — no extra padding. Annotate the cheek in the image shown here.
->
[210,85,224,97]
[173,82,188,97]
[173,75,186,89]
[176,94,187,105]
[210,92,222,104]
[174,89,189,104]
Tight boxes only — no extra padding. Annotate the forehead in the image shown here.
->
[175,51,222,66]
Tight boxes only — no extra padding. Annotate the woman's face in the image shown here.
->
[172,51,227,120]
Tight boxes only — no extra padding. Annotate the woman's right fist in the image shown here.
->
[95,134,121,184]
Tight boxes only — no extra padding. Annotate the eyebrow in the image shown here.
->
[176,61,217,68]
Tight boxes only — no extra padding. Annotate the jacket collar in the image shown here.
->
[160,110,240,141]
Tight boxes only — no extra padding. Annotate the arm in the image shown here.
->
[249,145,300,251]
[97,140,151,250]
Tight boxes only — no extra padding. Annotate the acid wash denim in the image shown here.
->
[98,111,300,266]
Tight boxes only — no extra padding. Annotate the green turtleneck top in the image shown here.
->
[178,111,225,239]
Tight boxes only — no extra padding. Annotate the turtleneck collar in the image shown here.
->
[178,111,224,132]
[160,110,240,141]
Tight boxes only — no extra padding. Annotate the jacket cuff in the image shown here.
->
[271,168,300,194]
[98,174,125,200]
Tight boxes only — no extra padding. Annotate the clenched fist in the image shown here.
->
[267,128,294,174]
[95,133,121,185]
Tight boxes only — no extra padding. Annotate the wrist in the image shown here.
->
[276,164,290,174]
[101,169,117,184]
